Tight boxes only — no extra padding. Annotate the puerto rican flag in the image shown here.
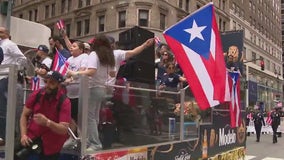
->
[163,3,229,110]
[52,48,69,75]
[266,111,272,125]
[31,76,40,91]
[247,112,252,120]
[56,19,65,30]
[154,36,161,46]
[228,71,241,127]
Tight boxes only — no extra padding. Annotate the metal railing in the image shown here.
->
[1,64,200,159]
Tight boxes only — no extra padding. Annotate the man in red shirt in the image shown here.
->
[18,71,71,160]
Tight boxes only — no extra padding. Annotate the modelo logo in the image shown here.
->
[219,128,236,146]
[175,150,191,160]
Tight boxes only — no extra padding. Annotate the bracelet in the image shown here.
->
[46,119,51,127]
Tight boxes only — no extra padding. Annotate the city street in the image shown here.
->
[246,133,284,160]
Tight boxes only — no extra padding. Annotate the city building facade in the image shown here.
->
[11,0,283,110]
[230,0,282,110]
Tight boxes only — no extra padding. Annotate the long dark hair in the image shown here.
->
[91,35,115,67]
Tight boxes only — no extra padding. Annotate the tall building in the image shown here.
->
[11,0,282,109]
[230,0,282,109]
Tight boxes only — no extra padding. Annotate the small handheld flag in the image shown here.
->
[154,36,161,46]
[56,19,65,30]
[52,48,69,75]
[31,76,40,91]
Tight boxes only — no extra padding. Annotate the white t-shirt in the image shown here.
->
[0,39,26,79]
[66,53,88,98]
[88,51,114,87]
[38,57,52,88]
[105,49,126,85]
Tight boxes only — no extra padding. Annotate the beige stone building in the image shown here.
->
[11,0,230,41]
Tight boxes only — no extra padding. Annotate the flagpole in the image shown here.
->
[246,64,249,108]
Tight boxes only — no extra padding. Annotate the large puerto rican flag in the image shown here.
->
[163,3,229,110]
[52,48,69,75]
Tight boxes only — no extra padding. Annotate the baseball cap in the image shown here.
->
[83,42,91,50]
[37,45,49,53]
[45,71,64,83]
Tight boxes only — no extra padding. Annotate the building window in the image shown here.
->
[178,0,183,8]
[98,15,105,32]
[86,0,91,6]
[118,11,126,28]
[223,21,226,31]
[19,13,23,18]
[34,9,38,21]
[61,0,65,13]
[252,52,256,64]
[68,0,72,11]
[28,10,32,21]
[233,21,236,30]
[267,60,270,71]
[160,13,166,30]
[77,21,82,36]
[78,0,83,8]
[219,18,222,31]
[186,0,189,12]
[51,3,55,17]
[243,47,246,60]
[45,5,49,19]
[138,10,149,27]
[66,23,71,37]
[84,19,90,35]
[222,0,225,10]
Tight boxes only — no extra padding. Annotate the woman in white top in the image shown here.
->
[67,35,115,151]
[65,41,88,138]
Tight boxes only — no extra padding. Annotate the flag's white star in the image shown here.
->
[184,20,207,42]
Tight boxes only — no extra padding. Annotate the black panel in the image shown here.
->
[118,26,155,84]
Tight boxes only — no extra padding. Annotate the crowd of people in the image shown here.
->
[0,24,190,159]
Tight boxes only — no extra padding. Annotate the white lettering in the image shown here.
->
[175,153,191,160]
[219,128,236,146]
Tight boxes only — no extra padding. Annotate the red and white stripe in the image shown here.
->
[266,111,272,125]
[154,36,161,46]
[56,19,65,29]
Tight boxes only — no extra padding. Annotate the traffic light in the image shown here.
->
[260,60,264,71]
[0,1,8,15]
